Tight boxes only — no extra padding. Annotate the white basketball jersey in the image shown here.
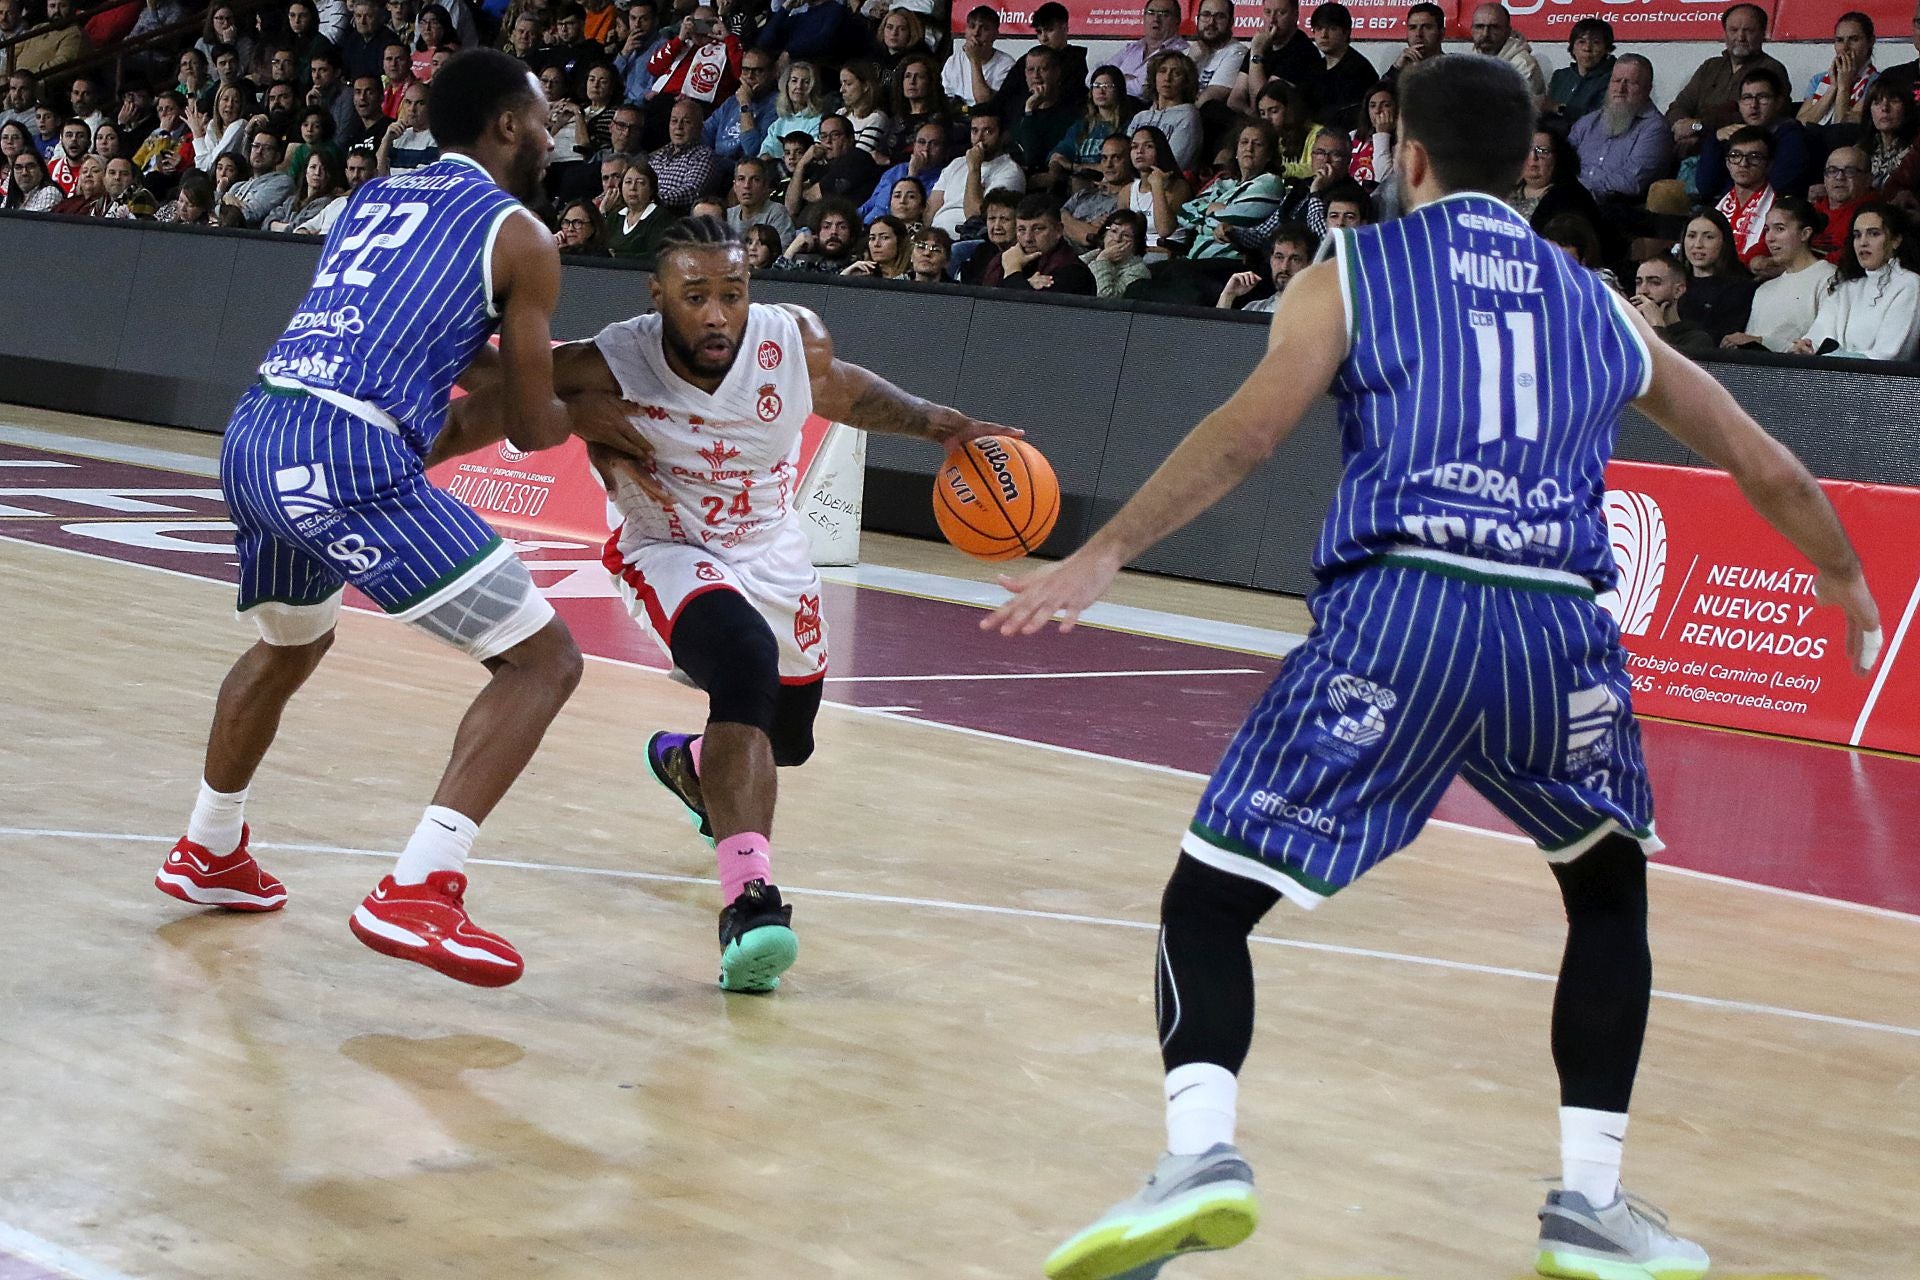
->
[593,303,816,561]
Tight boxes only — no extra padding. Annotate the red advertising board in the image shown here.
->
[973,0,1910,43]
[425,413,838,543]
[956,0,1454,40]
[1601,460,1920,755]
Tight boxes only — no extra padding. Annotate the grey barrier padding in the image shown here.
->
[6,212,1920,594]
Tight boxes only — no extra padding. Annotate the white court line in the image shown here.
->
[824,667,1260,683]
[5,825,1917,1042]
[0,423,220,478]
[818,561,1307,658]
[1850,574,1920,746]
[7,515,1920,928]
[0,1222,140,1280]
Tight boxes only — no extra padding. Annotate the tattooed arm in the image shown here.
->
[782,303,1020,449]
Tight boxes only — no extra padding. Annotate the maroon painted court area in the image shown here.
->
[5,440,1918,916]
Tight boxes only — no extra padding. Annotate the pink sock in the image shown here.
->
[689,735,703,774]
[715,832,772,904]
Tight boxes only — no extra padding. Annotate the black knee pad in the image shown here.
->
[1552,833,1649,919]
[669,590,779,734]
[1160,853,1281,937]
[768,679,823,766]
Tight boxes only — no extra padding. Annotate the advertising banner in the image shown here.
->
[1600,460,1920,755]
[975,0,1909,45]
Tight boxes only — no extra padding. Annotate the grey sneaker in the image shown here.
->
[1535,1188,1710,1280]
[1043,1144,1259,1280]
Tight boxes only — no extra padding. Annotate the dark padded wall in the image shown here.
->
[6,213,1919,596]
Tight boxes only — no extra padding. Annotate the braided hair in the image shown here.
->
[654,214,746,275]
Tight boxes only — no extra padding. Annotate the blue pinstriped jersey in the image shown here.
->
[257,152,526,457]
[1319,192,1651,590]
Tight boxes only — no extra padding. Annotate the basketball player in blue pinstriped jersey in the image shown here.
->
[154,50,653,988]
[990,57,1884,1280]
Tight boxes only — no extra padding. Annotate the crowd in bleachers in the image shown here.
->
[3,0,1919,359]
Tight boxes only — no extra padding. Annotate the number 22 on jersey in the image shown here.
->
[315,202,429,289]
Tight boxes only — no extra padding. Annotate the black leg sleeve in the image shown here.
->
[1156,853,1283,1076]
[1549,833,1652,1113]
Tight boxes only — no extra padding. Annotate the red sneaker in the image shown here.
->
[349,872,524,987]
[154,826,287,911]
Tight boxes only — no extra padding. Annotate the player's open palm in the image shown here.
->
[1816,571,1883,675]
[982,546,1122,636]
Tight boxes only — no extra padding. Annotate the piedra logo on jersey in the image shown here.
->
[1596,490,1667,637]
[756,384,782,422]
[757,340,782,370]
[1318,673,1397,752]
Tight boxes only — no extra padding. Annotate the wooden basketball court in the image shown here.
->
[2,409,1914,1280]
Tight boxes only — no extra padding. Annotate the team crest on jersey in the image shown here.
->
[498,440,530,462]
[757,340,782,370]
[756,384,782,422]
[694,561,723,582]
[1319,673,1397,754]
[698,440,741,469]
[794,593,823,652]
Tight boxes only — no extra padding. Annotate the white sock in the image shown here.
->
[186,780,249,854]
[1164,1063,1238,1156]
[1560,1106,1628,1206]
[392,805,478,885]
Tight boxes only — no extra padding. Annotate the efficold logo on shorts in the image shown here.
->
[1249,790,1337,836]
[273,463,333,518]
[1321,673,1397,750]
[1597,490,1666,637]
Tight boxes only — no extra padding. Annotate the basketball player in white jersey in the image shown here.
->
[441,215,1019,992]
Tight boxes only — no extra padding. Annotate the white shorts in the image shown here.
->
[603,522,828,683]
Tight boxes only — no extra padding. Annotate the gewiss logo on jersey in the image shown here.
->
[1596,490,1666,637]
[1318,673,1397,752]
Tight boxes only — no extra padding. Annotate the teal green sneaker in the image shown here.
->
[1044,1144,1259,1280]
[717,879,798,993]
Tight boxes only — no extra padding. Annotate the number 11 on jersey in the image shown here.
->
[1470,309,1540,445]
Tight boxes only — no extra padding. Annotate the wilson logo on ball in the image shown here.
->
[977,438,1020,502]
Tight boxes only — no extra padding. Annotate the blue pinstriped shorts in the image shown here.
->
[1183,558,1659,907]
[220,382,500,616]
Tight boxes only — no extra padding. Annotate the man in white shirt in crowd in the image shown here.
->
[379,81,437,175]
[943,5,1015,115]
[927,109,1025,235]
[1186,0,1246,108]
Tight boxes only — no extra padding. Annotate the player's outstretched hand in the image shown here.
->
[940,414,1023,451]
[981,547,1123,636]
[1816,570,1883,675]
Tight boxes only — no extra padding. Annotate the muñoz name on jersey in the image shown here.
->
[594,303,816,561]
[1321,192,1652,590]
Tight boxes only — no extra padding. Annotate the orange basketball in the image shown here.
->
[932,436,1060,561]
